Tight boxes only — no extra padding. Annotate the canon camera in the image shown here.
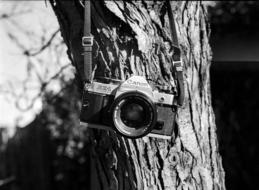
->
[80,76,178,139]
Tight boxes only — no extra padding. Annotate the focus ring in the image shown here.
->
[111,91,157,138]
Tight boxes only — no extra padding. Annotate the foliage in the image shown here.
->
[41,79,91,189]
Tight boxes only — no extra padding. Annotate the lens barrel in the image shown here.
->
[111,91,157,138]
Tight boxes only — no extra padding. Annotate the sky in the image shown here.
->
[0,1,73,135]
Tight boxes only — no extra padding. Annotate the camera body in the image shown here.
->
[80,76,177,139]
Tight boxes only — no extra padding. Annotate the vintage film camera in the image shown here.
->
[79,0,184,139]
[80,76,181,139]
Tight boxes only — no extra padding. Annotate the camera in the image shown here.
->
[80,76,178,139]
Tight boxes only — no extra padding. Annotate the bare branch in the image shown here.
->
[15,64,71,112]
[0,10,31,20]
[24,29,60,56]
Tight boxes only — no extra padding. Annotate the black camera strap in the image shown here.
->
[167,0,185,106]
[82,0,184,106]
[82,0,93,83]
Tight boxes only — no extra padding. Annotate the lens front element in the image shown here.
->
[112,92,157,138]
[121,101,147,128]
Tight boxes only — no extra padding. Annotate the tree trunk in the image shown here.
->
[50,1,226,189]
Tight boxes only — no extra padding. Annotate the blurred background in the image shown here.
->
[209,2,259,190]
[0,1,258,190]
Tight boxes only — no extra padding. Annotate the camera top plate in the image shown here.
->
[116,76,175,106]
[84,82,118,95]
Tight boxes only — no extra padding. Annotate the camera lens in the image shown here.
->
[121,102,148,128]
[111,92,157,138]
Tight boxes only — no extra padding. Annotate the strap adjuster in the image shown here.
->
[173,60,183,71]
[82,36,93,47]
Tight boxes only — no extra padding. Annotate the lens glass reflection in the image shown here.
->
[120,99,149,128]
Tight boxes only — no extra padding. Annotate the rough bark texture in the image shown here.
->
[50,1,225,189]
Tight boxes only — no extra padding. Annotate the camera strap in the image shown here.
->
[82,0,184,106]
[82,0,93,83]
[167,0,185,106]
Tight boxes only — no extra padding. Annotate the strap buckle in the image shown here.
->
[173,60,183,71]
[82,36,93,47]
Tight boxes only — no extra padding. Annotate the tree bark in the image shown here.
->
[50,1,226,189]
